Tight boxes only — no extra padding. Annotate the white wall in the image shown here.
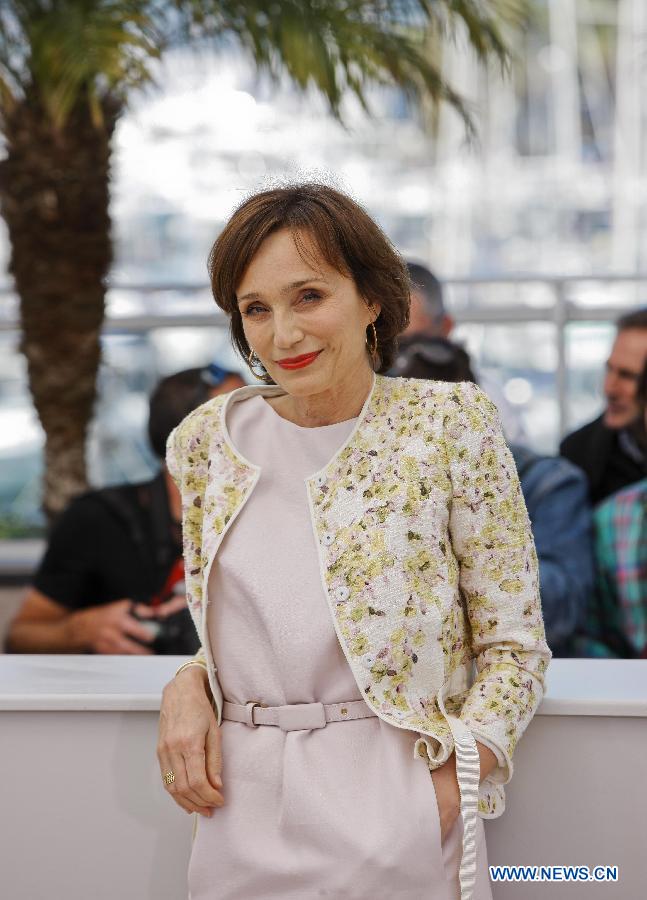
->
[1,657,645,899]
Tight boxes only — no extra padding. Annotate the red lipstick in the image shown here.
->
[276,351,322,370]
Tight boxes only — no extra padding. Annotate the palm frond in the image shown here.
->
[0,0,526,132]
[438,0,528,69]
[191,0,527,131]
[0,1,162,127]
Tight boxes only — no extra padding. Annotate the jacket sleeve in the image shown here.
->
[165,426,181,488]
[165,423,220,706]
[574,499,629,658]
[443,382,552,784]
[578,508,621,657]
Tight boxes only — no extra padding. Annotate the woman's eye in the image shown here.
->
[242,293,320,316]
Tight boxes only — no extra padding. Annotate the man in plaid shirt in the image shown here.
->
[578,359,647,658]
[582,482,647,657]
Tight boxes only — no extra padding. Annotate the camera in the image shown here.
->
[130,587,201,656]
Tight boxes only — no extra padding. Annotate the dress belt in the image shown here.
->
[223,692,480,900]
[221,698,377,731]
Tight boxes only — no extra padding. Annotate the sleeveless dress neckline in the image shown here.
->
[259,394,360,431]
[217,376,377,479]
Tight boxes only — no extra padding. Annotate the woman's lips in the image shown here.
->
[276,350,322,369]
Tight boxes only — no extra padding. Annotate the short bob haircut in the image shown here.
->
[207,183,410,380]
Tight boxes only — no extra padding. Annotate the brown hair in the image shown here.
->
[393,337,477,384]
[148,367,214,459]
[207,183,410,380]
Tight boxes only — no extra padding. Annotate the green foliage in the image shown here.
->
[0,0,527,132]
[0,2,162,127]
[0,514,45,539]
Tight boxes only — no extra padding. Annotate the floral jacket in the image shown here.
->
[167,373,551,886]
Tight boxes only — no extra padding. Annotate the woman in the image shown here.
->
[157,183,551,900]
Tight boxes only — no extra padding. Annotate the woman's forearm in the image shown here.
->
[6,615,81,653]
[175,661,213,700]
[442,741,498,786]
[475,741,498,782]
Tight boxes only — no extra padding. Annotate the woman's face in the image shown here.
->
[236,228,380,398]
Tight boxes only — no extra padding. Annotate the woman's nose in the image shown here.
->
[272,312,304,348]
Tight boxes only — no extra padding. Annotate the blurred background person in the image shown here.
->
[560,309,647,505]
[5,365,243,655]
[397,262,528,446]
[402,264,453,338]
[201,361,248,394]
[394,338,594,657]
[576,358,647,658]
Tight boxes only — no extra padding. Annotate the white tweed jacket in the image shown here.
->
[167,373,551,896]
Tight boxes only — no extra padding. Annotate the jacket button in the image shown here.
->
[336,585,350,601]
[315,474,326,487]
[322,532,334,546]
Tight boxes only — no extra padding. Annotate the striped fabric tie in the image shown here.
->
[437,692,481,900]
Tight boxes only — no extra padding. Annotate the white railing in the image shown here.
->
[1,274,646,438]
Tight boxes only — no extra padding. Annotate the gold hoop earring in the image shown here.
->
[247,348,268,382]
[366,321,379,366]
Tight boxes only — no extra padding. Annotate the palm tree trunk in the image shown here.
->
[0,89,120,522]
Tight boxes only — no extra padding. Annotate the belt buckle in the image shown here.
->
[244,700,262,728]
[278,702,326,731]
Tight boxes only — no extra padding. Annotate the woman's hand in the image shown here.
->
[431,754,462,844]
[157,665,225,817]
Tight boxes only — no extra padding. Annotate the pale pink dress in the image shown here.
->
[188,394,492,900]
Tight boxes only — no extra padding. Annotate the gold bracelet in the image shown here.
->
[175,658,208,678]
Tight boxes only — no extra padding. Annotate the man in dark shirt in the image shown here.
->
[560,309,647,505]
[6,364,244,654]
